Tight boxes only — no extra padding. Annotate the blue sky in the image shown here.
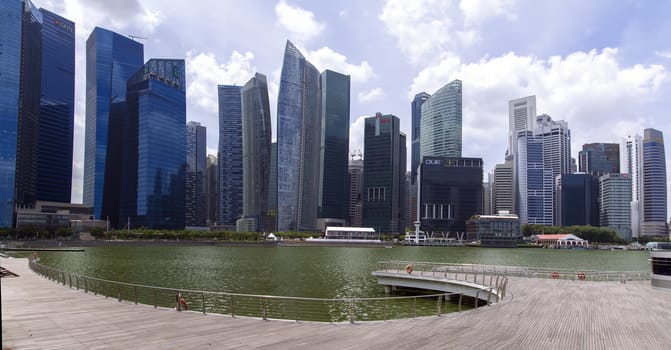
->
[34,0,671,217]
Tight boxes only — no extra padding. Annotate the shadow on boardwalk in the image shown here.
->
[2,257,671,349]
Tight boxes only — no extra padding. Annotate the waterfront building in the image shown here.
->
[492,160,514,214]
[467,213,520,247]
[418,156,483,235]
[122,59,186,229]
[420,80,462,160]
[15,201,93,231]
[348,154,364,227]
[517,131,554,225]
[641,128,667,237]
[556,173,599,227]
[318,70,350,224]
[276,40,321,231]
[362,114,406,234]
[83,27,144,222]
[185,121,206,227]
[483,181,493,215]
[217,85,243,227]
[241,73,272,232]
[268,142,277,230]
[508,96,537,214]
[621,133,643,238]
[578,143,619,176]
[205,154,218,226]
[411,92,431,185]
[599,173,632,241]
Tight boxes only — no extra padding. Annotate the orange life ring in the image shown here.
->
[406,264,413,274]
[180,297,188,310]
[577,273,586,281]
[551,272,559,279]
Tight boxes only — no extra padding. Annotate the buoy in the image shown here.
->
[551,271,560,279]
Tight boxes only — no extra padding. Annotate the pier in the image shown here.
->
[3,257,671,349]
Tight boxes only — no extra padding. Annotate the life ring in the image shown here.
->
[406,264,413,274]
[179,296,188,310]
[551,272,559,279]
[577,273,586,281]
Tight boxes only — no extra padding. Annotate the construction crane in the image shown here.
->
[128,34,148,41]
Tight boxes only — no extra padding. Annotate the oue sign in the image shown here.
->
[425,159,442,165]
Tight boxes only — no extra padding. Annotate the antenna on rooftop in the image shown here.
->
[128,34,148,41]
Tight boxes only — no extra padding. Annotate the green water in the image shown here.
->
[33,246,650,299]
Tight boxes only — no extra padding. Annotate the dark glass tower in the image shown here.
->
[268,142,278,231]
[578,143,619,176]
[36,9,75,203]
[557,174,599,227]
[186,121,206,227]
[241,73,272,231]
[218,85,243,226]
[641,128,667,237]
[123,59,186,229]
[318,70,350,222]
[84,27,143,220]
[276,40,321,231]
[411,92,430,185]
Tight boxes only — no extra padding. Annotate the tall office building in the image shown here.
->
[217,85,243,226]
[578,143,619,176]
[84,27,143,221]
[641,128,667,237]
[241,73,272,232]
[317,70,351,224]
[420,80,462,160]
[185,121,206,227]
[122,59,186,229]
[419,157,483,234]
[508,95,537,215]
[621,134,643,238]
[205,154,218,226]
[483,181,493,215]
[411,92,430,185]
[600,173,632,241]
[362,113,406,234]
[348,155,364,227]
[517,131,554,226]
[556,174,599,227]
[268,142,277,229]
[276,40,321,231]
[492,160,514,214]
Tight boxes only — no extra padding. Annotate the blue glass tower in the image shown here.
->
[641,128,667,237]
[84,27,143,220]
[186,121,206,227]
[276,40,321,231]
[218,85,243,226]
[518,131,554,226]
[37,9,74,203]
[124,59,186,229]
[420,79,462,159]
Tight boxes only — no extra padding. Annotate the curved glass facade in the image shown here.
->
[420,80,462,160]
[411,92,430,185]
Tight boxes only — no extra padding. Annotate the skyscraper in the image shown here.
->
[123,59,186,229]
[641,128,667,237]
[185,121,206,227]
[600,173,632,241]
[268,142,277,230]
[362,113,406,234]
[411,92,430,185]
[492,160,514,214]
[578,143,619,176]
[508,96,537,156]
[84,27,143,220]
[420,80,462,160]
[218,85,243,226]
[318,70,351,224]
[348,155,364,227]
[241,73,272,232]
[621,134,643,238]
[556,174,599,227]
[517,131,554,226]
[205,154,218,226]
[276,40,321,231]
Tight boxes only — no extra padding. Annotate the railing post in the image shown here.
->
[84,277,88,293]
[294,299,299,322]
[458,294,463,312]
[117,285,121,302]
[76,275,79,290]
[153,290,157,308]
[231,295,235,318]
[487,287,493,306]
[348,299,355,323]
[384,298,388,321]
[412,297,417,318]
[262,298,267,320]
[68,273,72,288]
[436,295,442,316]
[202,292,206,315]
[474,291,479,308]
[134,286,138,305]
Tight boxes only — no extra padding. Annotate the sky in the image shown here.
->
[32,0,671,217]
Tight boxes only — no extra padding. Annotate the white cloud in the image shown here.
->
[305,46,375,83]
[349,115,368,155]
[186,51,256,112]
[459,0,517,26]
[655,50,671,59]
[275,0,325,43]
[358,87,385,103]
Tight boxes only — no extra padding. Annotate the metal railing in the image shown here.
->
[28,260,497,323]
[378,260,650,283]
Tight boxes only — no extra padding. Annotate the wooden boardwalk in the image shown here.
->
[2,257,671,349]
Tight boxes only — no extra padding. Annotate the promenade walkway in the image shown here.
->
[3,257,671,349]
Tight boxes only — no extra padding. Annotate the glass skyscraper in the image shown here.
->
[186,121,206,227]
[517,131,554,226]
[318,70,350,222]
[578,143,619,176]
[241,73,272,231]
[218,85,243,226]
[411,92,430,185]
[599,173,632,241]
[420,80,462,160]
[84,27,144,220]
[124,59,186,229]
[276,40,321,231]
[641,128,667,237]
[621,133,643,238]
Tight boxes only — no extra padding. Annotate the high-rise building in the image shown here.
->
[217,85,243,226]
[122,59,186,229]
[185,121,206,227]
[483,181,493,215]
[578,143,619,176]
[556,174,599,227]
[268,142,277,230]
[276,40,321,231]
[419,157,483,235]
[348,155,364,227]
[621,134,643,238]
[600,173,632,241]
[83,27,143,221]
[492,160,514,214]
[411,92,430,185]
[517,131,554,226]
[241,73,272,232]
[420,80,462,160]
[508,95,537,215]
[318,70,350,224]
[641,128,667,237]
[362,113,406,234]
[205,154,218,226]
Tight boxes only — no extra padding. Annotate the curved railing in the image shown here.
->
[28,260,498,323]
[378,261,650,282]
